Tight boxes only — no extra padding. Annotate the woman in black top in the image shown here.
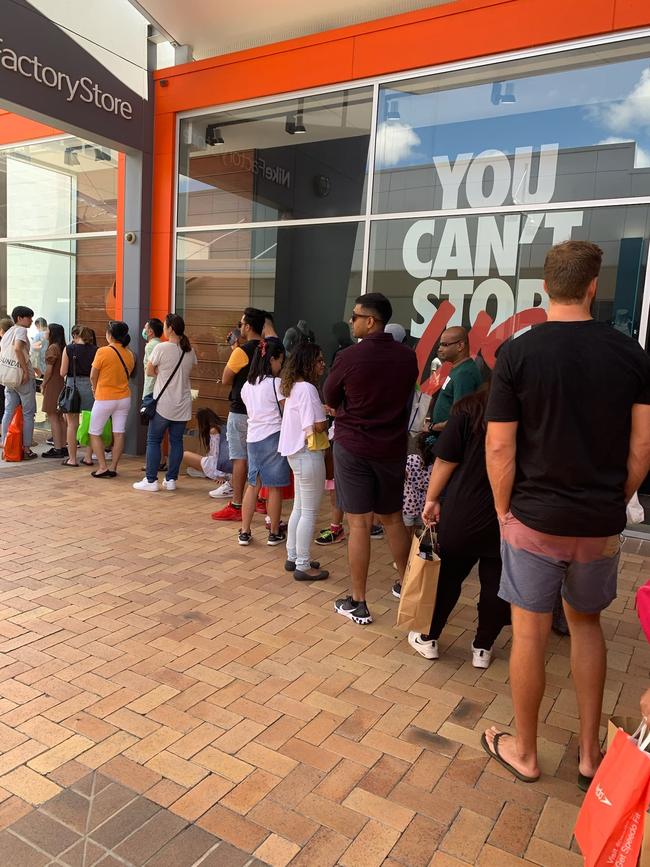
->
[60,326,98,466]
[408,385,510,669]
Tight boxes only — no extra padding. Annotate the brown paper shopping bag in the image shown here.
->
[396,527,441,634]
[608,718,650,867]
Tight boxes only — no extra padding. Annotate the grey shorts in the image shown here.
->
[226,411,248,461]
[499,512,620,614]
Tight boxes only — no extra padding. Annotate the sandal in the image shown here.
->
[61,459,79,466]
[480,732,540,783]
[91,469,116,478]
[80,459,94,466]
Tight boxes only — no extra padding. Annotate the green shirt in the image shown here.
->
[142,337,161,397]
[431,357,482,426]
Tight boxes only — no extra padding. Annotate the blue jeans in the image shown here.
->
[146,412,186,482]
[1,379,36,448]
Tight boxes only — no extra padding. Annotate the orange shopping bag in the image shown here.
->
[3,405,23,462]
[575,723,650,866]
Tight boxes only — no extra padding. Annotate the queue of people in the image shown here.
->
[1,239,649,796]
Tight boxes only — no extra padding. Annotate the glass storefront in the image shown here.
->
[175,37,650,417]
[0,135,118,337]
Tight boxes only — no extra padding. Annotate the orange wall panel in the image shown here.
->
[0,112,61,146]
[614,0,650,29]
[155,39,355,116]
[352,0,616,78]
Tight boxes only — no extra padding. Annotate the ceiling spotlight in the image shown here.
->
[491,81,516,105]
[293,110,306,134]
[205,123,224,146]
[386,98,401,122]
[285,112,306,136]
[64,147,80,166]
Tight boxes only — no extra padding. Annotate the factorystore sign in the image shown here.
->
[405,144,582,392]
[0,37,134,119]
[0,0,150,152]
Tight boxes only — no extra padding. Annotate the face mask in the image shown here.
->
[141,328,148,340]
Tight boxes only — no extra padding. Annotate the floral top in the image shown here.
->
[403,453,432,518]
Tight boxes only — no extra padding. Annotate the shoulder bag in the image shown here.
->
[0,331,25,388]
[139,348,185,422]
[57,351,81,413]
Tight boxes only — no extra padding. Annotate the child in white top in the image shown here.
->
[183,408,229,480]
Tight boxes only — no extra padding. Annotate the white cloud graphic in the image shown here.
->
[597,137,650,168]
[599,67,650,133]
[375,121,421,167]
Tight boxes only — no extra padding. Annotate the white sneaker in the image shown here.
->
[472,643,493,669]
[186,467,205,478]
[408,631,439,659]
[209,481,233,499]
[133,478,159,492]
[162,479,177,491]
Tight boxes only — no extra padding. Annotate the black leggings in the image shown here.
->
[423,544,511,650]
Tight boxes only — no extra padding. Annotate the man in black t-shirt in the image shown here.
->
[482,240,650,788]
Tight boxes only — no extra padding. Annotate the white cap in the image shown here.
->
[385,323,406,343]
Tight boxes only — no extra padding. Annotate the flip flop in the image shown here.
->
[61,459,79,466]
[91,469,116,478]
[577,750,603,792]
[80,459,94,466]
[480,732,540,783]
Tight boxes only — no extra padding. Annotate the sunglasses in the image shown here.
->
[438,339,463,347]
[350,312,383,323]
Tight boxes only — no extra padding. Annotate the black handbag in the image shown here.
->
[139,348,185,422]
[57,353,81,414]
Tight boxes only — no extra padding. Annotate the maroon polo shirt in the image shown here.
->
[323,331,419,461]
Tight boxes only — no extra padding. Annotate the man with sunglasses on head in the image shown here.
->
[428,326,482,435]
[324,293,419,625]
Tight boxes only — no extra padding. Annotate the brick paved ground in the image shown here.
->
[0,453,648,866]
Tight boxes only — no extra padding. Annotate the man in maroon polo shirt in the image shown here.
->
[324,293,419,625]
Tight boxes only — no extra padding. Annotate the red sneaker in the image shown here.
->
[255,499,267,515]
[211,502,242,522]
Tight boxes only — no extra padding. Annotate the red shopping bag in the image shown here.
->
[637,580,650,644]
[3,405,23,462]
[575,724,650,866]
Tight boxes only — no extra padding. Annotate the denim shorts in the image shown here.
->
[499,512,620,614]
[67,376,94,412]
[226,411,248,460]
[247,430,290,487]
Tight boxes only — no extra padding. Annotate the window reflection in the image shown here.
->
[374,46,650,213]
[177,88,373,226]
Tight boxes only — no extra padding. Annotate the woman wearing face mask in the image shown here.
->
[238,338,290,546]
[133,313,197,492]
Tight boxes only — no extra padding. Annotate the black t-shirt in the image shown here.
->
[65,342,97,377]
[229,340,259,414]
[487,320,650,536]
[435,412,499,555]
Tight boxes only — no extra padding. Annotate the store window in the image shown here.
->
[0,136,118,335]
[367,205,650,375]
[176,223,364,416]
[373,43,650,214]
[177,87,374,227]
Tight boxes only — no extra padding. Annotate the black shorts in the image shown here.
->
[334,442,405,516]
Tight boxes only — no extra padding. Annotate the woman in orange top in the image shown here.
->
[89,321,135,478]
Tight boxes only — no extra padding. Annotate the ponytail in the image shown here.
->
[165,313,191,353]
